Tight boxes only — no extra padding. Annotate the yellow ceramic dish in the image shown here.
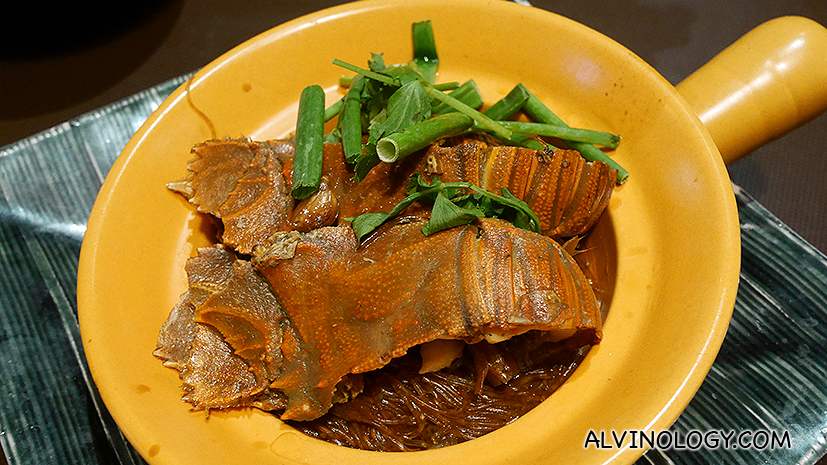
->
[77,1,827,464]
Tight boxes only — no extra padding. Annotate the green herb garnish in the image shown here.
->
[421,83,512,140]
[293,19,628,240]
[412,20,439,84]
[431,80,484,114]
[350,174,541,241]
[292,84,325,199]
[376,113,473,163]
[341,76,367,163]
[497,121,620,148]
[483,84,530,121]
[520,85,629,183]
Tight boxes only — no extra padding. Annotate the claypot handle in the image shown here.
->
[676,16,827,165]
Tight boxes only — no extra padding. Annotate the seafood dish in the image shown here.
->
[154,21,622,451]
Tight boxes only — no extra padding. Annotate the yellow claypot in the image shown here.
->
[77,1,827,464]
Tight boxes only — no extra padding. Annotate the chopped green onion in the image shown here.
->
[431,80,484,114]
[377,113,473,163]
[330,26,627,188]
[520,85,628,183]
[292,85,325,199]
[433,82,460,91]
[423,84,512,140]
[480,85,545,150]
[341,77,366,163]
[340,74,448,89]
[501,134,549,151]
[339,73,451,89]
[324,97,344,122]
[483,84,530,121]
[412,20,439,83]
[497,121,620,148]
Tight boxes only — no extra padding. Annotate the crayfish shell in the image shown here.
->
[421,138,616,238]
[155,218,601,421]
[166,139,294,255]
[156,136,617,421]
[166,137,617,255]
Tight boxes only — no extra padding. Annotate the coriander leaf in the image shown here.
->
[442,185,463,200]
[499,186,525,204]
[364,80,431,167]
[407,172,435,192]
[511,207,533,231]
[368,52,386,71]
[363,83,394,125]
[377,80,431,133]
[367,108,388,146]
[349,175,542,242]
[421,192,482,236]
[452,194,489,217]
[350,212,390,241]
[383,64,425,86]
[476,195,503,217]
[499,187,537,231]
[405,173,463,200]
[353,151,381,182]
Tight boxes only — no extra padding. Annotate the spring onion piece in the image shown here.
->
[341,76,366,163]
[521,85,628,183]
[369,80,432,151]
[433,81,461,91]
[292,85,325,199]
[329,24,626,186]
[477,85,548,150]
[412,20,439,83]
[431,80,484,114]
[324,97,344,122]
[483,84,530,121]
[377,113,473,163]
[497,121,620,148]
[423,84,512,140]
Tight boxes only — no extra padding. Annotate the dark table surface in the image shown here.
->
[1,1,826,464]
